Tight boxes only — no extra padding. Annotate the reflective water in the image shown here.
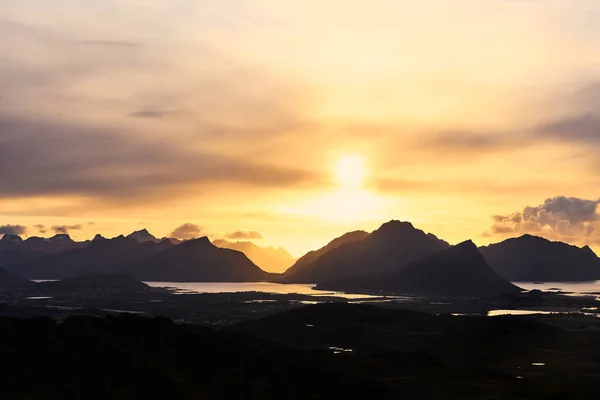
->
[144,281,381,299]
[516,281,600,296]
[488,309,556,317]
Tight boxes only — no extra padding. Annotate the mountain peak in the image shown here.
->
[0,234,23,243]
[185,236,213,247]
[581,245,597,257]
[369,220,426,242]
[127,229,158,243]
[92,234,107,242]
[45,234,72,242]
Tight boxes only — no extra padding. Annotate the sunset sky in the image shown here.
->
[2,1,600,256]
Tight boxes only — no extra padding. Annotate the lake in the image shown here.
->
[515,281,600,296]
[144,281,381,299]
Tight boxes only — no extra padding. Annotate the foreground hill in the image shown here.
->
[317,241,521,297]
[0,265,30,288]
[10,236,174,279]
[33,273,149,295]
[2,305,600,399]
[282,221,449,284]
[480,234,600,281]
[126,237,276,282]
[212,239,295,273]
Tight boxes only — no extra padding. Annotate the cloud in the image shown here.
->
[129,110,179,119]
[537,114,600,143]
[51,224,83,234]
[0,224,27,236]
[170,223,203,239]
[33,224,47,234]
[225,230,264,240]
[484,196,600,245]
[0,116,314,201]
[75,40,142,48]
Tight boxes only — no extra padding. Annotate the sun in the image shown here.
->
[335,155,366,187]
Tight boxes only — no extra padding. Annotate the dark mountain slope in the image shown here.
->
[127,237,276,282]
[480,235,600,281]
[280,230,369,282]
[0,265,30,287]
[13,236,174,279]
[282,221,449,284]
[318,241,521,297]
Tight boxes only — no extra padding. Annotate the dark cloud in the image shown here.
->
[537,114,600,143]
[76,40,142,48]
[129,110,179,119]
[0,224,28,236]
[51,224,83,234]
[0,116,313,201]
[421,130,511,151]
[33,224,47,234]
[225,230,264,240]
[170,223,203,239]
[484,196,600,245]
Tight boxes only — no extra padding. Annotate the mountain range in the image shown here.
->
[317,240,521,297]
[2,222,600,295]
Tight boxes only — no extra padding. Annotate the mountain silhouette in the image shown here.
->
[126,229,160,243]
[0,234,23,243]
[0,265,29,287]
[212,239,295,273]
[317,241,521,297]
[10,236,174,279]
[126,237,276,282]
[480,234,600,281]
[282,221,448,284]
[0,234,84,269]
[280,230,369,282]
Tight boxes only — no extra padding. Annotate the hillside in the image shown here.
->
[282,221,448,284]
[480,235,600,281]
[127,237,276,282]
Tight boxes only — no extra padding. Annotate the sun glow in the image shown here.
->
[335,155,366,188]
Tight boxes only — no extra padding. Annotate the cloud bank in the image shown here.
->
[225,230,264,240]
[485,196,600,245]
[170,223,203,239]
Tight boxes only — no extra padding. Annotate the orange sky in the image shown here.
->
[2,1,600,256]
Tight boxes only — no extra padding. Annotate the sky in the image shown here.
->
[2,0,600,257]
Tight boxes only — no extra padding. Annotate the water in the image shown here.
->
[488,310,556,317]
[516,281,600,296]
[144,281,381,299]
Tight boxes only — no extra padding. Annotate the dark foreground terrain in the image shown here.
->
[1,303,600,399]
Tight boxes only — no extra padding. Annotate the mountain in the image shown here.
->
[0,234,23,243]
[212,239,295,273]
[0,234,84,269]
[92,234,107,242]
[318,241,520,297]
[281,221,449,284]
[280,230,369,282]
[126,229,159,243]
[480,234,600,282]
[0,265,29,287]
[10,236,174,279]
[126,237,276,282]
